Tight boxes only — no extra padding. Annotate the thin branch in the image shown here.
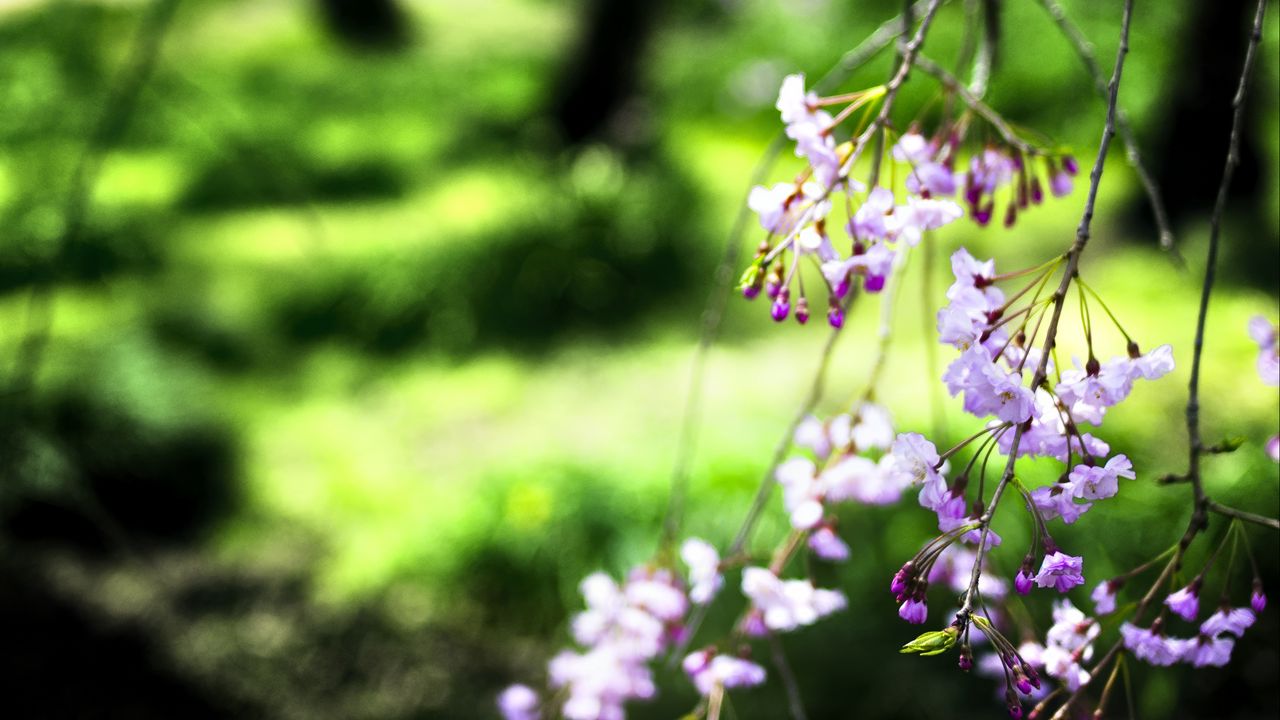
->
[961,0,1135,617]
[1207,499,1280,531]
[1034,0,1178,260]
[913,53,1036,154]
[768,633,810,720]
[1049,1,1270,715]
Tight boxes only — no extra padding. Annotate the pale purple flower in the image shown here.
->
[1200,607,1255,638]
[1067,454,1134,501]
[1130,343,1176,380]
[1253,586,1268,613]
[905,161,958,197]
[1248,315,1279,386]
[683,651,767,695]
[889,432,942,486]
[681,538,722,605]
[741,567,845,632]
[498,684,540,720]
[1164,584,1200,622]
[808,525,851,561]
[851,403,895,451]
[776,457,824,530]
[892,196,963,245]
[1268,436,1280,462]
[944,345,1035,423]
[1091,580,1118,615]
[1182,635,1234,667]
[849,187,897,241]
[1120,622,1182,666]
[1034,551,1085,592]
[892,132,934,164]
[898,598,928,624]
[1031,484,1093,524]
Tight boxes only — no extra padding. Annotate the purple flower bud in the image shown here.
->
[1008,702,1023,719]
[827,306,845,329]
[1252,588,1267,614]
[898,598,928,624]
[1030,177,1044,204]
[833,275,850,299]
[1014,570,1034,596]
[742,284,760,300]
[1062,154,1079,175]
[958,648,973,671]
[1003,203,1018,228]
[1049,171,1073,197]
[766,279,782,299]
[890,564,913,597]
[771,289,790,322]
[974,203,993,227]
[1015,673,1033,695]
[794,298,809,324]
[864,274,886,293]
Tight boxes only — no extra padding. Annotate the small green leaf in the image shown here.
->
[900,625,959,656]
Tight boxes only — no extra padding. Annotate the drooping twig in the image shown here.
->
[769,633,810,720]
[961,0,1135,617]
[1035,0,1178,260]
[659,0,929,553]
[1049,1,1272,716]
[913,53,1036,155]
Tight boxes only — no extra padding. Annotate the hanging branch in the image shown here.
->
[960,0,1135,617]
[1034,0,1178,260]
[659,0,932,553]
[1048,0,1274,716]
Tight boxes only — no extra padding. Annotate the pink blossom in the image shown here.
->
[1120,623,1182,666]
[680,538,722,605]
[1200,607,1255,638]
[1034,551,1085,592]
[1182,635,1234,667]
[1164,584,1200,622]
[498,684,540,720]
[1091,580,1118,615]
[1249,315,1279,386]
[808,525,851,561]
[1031,484,1092,524]
[1067,454,1134,500]
[741,567,846,632]
[683,651,767,695]
[898,598,928,624]
[775,457,824,530]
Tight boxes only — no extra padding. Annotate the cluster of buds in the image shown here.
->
[738,73,1077,328]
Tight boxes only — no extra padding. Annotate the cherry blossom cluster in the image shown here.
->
[1249,315,1279,461]
[1119,605,1257,668]
[738,74,1076,328]
[974,598,1097,715]
[498,565,690,720]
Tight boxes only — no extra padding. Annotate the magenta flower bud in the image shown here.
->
[898,598,928,624]
[1014,570,1034,596]
[1252,587,1267,613]
[765,279,782,299]
[890,564,913,596]
[827,306,845,329]
[771,289,790,322]
[1008,702,1023,719]
[864,274,885,293]
[974,205,993,227]
[742,284,761,300]
[1062,154,1079,175]
[833,275,850,299]
[1015,674,1033,695]
[958,647,973,671]
[1003,203,1018,228]
[1030,177,1044,204]
[794,298,809,324]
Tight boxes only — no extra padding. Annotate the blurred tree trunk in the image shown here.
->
[548,0,664,145]
[1147,0,1273,285]
[316,0,408,50]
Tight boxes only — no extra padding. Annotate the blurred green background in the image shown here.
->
[0,0,1277,718]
